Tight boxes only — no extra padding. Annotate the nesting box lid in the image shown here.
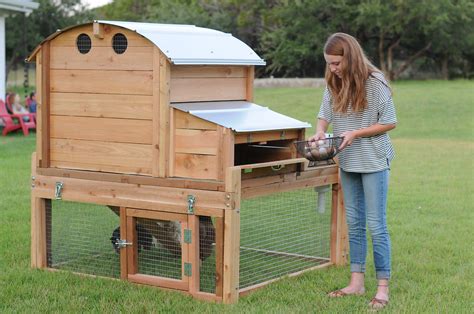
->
[172,101,311,132]
[28,20,265,66]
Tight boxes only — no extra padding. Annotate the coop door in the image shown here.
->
[120,208,191,291]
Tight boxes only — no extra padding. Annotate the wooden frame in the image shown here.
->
[29,21,347,304]
[31,152,347,303]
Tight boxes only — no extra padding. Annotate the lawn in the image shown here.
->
[0,80,473,313]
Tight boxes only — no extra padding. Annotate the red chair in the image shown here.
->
[0,100,36,136]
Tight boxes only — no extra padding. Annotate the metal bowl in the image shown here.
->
[294,137,343,163]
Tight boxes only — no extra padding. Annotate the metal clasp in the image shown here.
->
[187,195,195,214]
[55,182,64,200]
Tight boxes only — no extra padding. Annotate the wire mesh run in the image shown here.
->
[239,186,332,289]
[136,219,182,279]
[199,216,217,293]
[46,200,120,278]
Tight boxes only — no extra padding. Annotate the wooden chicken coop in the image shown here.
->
[28,21,347,303]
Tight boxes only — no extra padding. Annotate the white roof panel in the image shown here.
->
[171,101,311,132]
[97,20,265,66]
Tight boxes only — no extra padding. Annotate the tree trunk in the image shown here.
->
[387,38,400,80]
[392,42,432,80]
[441,56,449,80]
[378,31,386,75]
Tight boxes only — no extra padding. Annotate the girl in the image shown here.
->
[310,33,397,309]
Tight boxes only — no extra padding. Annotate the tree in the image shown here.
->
[260,0,360,77]
[5,0,93,82]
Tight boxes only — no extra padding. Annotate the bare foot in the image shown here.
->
[328,286,365,297]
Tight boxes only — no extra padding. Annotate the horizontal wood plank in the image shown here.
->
[174,109,217,130]
[235,129,300,144]
[36,167,225,191]
[50,46,153,71]
[51,25,152,47]
[127,208,187,222]
[174,129,218,155]
[50,160,151,175]
[128,274,187,290]
[50,69,153,95]
[32,174,227,215]
[174,153,219,180]
[50,138,152,174]
[50,93,153,120]
[50,115,152,144]
[171,65,246,78]
[242,174,339,199]
[170,77,246,102]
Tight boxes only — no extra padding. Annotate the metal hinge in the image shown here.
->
[55,182,64,200]
[184,229,192,244]
[184,263,192,277]
[115,239,133,249]
[187,195,195,214]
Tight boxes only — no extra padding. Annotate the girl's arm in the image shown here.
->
[339,123,396,150]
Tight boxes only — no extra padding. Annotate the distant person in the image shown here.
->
[28,92,37,114]
[309,33,397,310]
[11,93,31,122]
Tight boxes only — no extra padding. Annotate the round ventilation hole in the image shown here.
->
[112,33,128,54]
[76,33,92,54]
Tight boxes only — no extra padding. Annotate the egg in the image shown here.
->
[317,140,325,146]
[305,151,313,160]
[318,147,328,160]
[311,148,321,159]
[310,141,317,148]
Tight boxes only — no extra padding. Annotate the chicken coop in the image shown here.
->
[28,21,347,303]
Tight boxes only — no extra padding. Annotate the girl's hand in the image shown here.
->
[308,131,326,142]
[339,130,358,150]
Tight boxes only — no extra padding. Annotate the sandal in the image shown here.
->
[368,297,389,310]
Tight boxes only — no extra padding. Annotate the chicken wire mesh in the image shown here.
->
[135,218,182,279]
[239,186,332,289]
[46,200,121,278]
[199,216,217,293]
[46,200,218,291]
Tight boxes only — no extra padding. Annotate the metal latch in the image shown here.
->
[187,195,195,214]
[184,263,192,276]
[55,182,64,200]
[115,239,133,249]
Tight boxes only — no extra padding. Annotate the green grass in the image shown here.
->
[1,80,473,312]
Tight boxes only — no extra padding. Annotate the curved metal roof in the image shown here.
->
[28,20,265,66]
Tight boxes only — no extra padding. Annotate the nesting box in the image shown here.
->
[29,21,347,303]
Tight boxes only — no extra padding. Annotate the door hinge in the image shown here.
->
[184,262,192,277]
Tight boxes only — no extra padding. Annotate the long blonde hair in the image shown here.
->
[324,33,382,113]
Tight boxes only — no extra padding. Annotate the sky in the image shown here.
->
[81,0,113,9]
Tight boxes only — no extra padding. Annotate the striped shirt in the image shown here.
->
[318,72,397,173]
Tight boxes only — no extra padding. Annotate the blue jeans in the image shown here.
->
[340,169,391,280]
